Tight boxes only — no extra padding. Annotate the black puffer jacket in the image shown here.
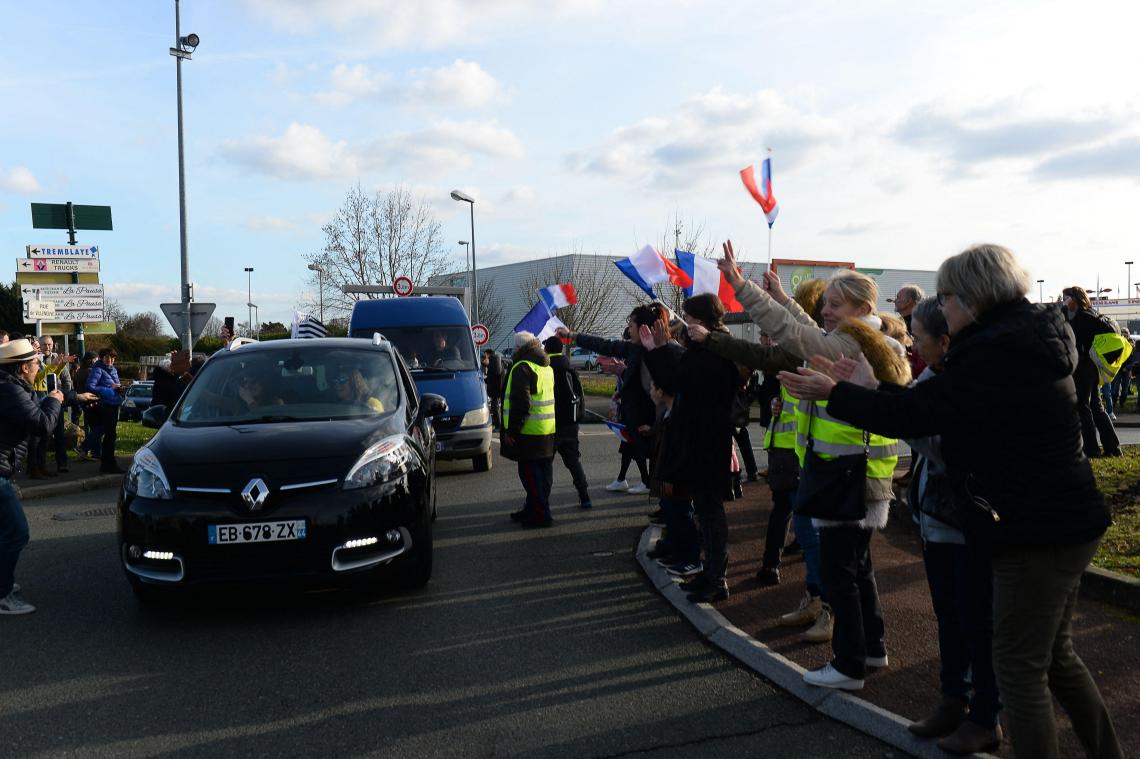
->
[548,352,583,440]
[828,299,1109,549]
[0,370,62,478]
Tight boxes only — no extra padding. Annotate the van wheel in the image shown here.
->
[473,449,492,472]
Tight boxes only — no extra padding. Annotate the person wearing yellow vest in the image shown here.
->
[501,331,557,528]
[1062,286,1124,457]
[716,241,911,692]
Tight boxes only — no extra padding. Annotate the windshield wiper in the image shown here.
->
[411,366,456,374]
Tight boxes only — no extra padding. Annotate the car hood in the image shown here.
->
[149,415,405,489]
[412,369,486,414]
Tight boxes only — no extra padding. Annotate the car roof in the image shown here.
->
[349,296,469,327]
[220,337,395,356]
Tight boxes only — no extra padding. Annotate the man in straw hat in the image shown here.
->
[0,339,65,615]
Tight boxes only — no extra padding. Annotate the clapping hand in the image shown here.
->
[718,240,746,287]
[651,316,670,347]
[687,323,709,343]
[637,324,656,352]
[818,353,879,390]
[776,366,836,401]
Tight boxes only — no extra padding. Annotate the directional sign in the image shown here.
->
[393,276,414,297]
[30,203,113,231]
[160,302,217,341]
[36,310,104,323]
[22,300,56,321]
[26,244,100,258]
[16,257,100,273]
[19,284,104,300]
[471,323,490,347]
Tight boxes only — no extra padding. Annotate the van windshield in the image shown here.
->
[352,325,477,372]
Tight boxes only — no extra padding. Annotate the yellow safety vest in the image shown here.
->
[503,360,556,436]
[763,385,798,451]
[794,397,899,480]
[1091,332,1133,384]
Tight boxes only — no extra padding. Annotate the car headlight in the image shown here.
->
[343,436,412,490]
[461,404,490,427]
[125,447,172,500]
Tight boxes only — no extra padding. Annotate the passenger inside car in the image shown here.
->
[333,367,385,412]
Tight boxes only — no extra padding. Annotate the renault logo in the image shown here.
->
[241,478,270,511]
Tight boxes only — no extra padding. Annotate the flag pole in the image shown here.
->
[767,225,773,271]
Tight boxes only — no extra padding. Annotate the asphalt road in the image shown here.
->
[1,430,895,759]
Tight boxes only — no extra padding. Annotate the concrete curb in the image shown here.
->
[635,525,998,759]
[19,474,123,502]
[1081,566,1140,613]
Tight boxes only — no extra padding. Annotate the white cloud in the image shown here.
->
[243,215,302,233]
[500,186,536,205]
[565,87,843,189]
[0,166,42,193]
[222,121,525,180]
[318,59,505,108]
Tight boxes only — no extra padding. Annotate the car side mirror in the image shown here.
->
[142,405,169,429]
[420,393,448,418]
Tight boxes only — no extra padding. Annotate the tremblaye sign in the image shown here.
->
[26,244,100,258]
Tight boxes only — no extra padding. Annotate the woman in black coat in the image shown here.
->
[779,244,1120,759]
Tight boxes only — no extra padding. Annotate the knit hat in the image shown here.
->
[0,339,38,364]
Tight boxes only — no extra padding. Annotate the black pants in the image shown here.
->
[99,405,120,470]
[661,496,700,565]
[488,395,502,430]
[762,488,795,569]
[819,526,886,679]
[733,426,758,477]
[1075,363,1119,455]
[517,458,553,521]
[693,489,728,583]
[555,436,589,503]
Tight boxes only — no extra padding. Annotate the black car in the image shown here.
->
[118,337,444,601]
[119,381,154,422]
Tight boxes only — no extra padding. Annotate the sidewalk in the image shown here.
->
[639,480,1140,759]
[14,454,129,501]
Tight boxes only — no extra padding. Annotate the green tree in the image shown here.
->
[0,282,22,335]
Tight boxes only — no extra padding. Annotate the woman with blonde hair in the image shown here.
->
[692,243,910,692]
[779,244,1120,758]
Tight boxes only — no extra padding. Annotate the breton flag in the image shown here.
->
[674,250,743,313]
[538,283,578,311]
[740,157,779,227]
[514,300,567,342]
[604,419,635,444]
[614,245,694,299]
[291,311,328,339]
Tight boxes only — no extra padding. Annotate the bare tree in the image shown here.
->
[519,251,627,335]
[120,311,166,337]
[104,299,129,330]
[652,215,721,314]
[475,278,505,341]
[301,185,455,319]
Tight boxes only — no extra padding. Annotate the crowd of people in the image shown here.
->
[493,243,1129,759]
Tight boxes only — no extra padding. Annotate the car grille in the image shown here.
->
[432,415,463,432]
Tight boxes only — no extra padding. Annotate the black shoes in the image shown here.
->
[783,539,801,556]
[755,566,780,586]
[509,509,527,522]
[684,575,729,603]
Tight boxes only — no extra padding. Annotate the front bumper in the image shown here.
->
[435,423,491,461]
[118,481,424,588]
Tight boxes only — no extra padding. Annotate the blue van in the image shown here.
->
[349,297,493,471]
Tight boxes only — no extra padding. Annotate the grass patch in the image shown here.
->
[114,421,158,458]
[1091,447,1140,578]
[580,374,617,397]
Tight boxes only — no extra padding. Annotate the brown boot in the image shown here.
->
[777,591,821,627]
[937,720,1003,755]
[907,696,968,738]
[801,603,833,643]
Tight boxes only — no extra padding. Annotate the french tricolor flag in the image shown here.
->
[674,250,743,313]
[614,245,694,299]
[604,419,635,444]
[514,300,567,341]
[538,283,578,311]
[740,158,779,228]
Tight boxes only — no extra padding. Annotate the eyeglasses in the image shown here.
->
[332,375,350,385]
[936,292,954,306]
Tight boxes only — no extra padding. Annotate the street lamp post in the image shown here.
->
[169,0,200,351]
[244,267,254,337]
[249,304,259,339]
[1127,261,1134,302]
[1037,279,1044,304]
[307,263,324,323]
[450,190,478,323]
[458,240,470,313]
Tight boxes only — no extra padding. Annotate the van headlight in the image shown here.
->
[125,447,172,500]
[344,436,412,490]
[461,404,490,427]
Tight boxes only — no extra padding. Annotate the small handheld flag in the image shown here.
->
[538,283,578,311]
[740,158,779,228]
[291,312,328,339]
[514,300,567,342]
[604,419,634,444]
[614,245,693,299]
[674,250,743,312]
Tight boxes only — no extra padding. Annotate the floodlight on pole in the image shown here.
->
[169,0,200,351]
[450,190,478,323]
[307,263,325,322]
[1036,279,1044,304]
[1127,261,1134,302]
[244,267,254,337]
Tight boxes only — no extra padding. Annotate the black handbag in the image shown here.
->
[793,403,869,521]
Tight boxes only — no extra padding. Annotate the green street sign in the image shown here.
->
[30,203,113,231]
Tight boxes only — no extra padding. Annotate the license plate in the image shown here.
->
[435,441,443,452]
[208,520,306,545]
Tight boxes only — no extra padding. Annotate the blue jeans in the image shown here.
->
[792,511,823,596]
[0,478,30,597]
[661,496,700,565]
[1101,383,1114,416]
[923,540,1001,727]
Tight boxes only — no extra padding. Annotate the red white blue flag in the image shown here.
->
[604,419,634,444]
[538,283,578,311]
[614,245,694,299]
[674,250,743,313]
[740,158,779,228]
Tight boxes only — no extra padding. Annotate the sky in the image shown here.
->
[3,0,1140,333]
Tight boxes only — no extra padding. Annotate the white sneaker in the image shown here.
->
[0,591,36,615]
[804,662,863,691]
[866,654,889,668]
[628,482,650,495]
[605,479,629,492]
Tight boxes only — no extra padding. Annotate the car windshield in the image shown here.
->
[173,346,400,427]
[126,384,152,398]
[351,325,477,372]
